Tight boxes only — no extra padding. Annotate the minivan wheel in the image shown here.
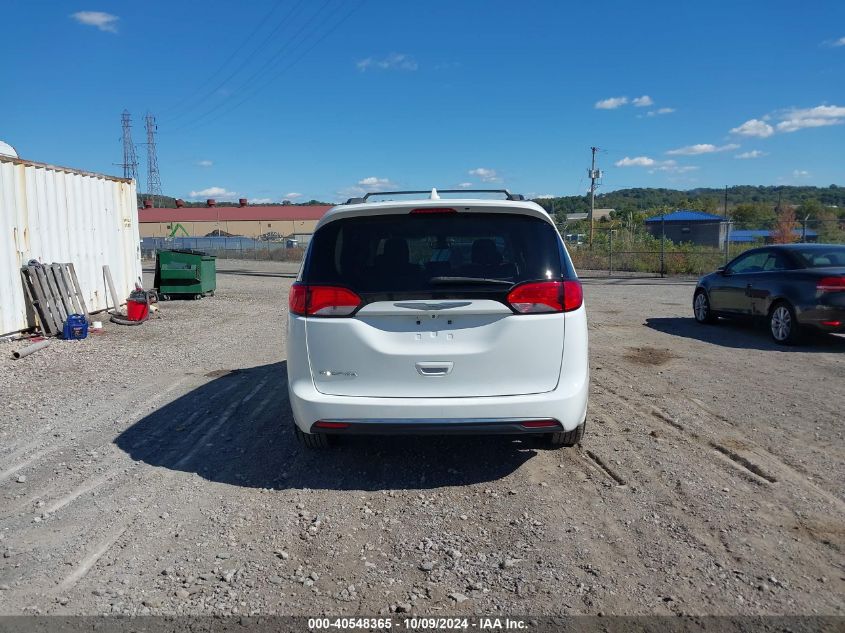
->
[546,420,586,448]
[693,289,717,324]
[769,301,802,345]
[294,425,330,449]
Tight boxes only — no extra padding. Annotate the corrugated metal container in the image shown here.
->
[0,155,141,336]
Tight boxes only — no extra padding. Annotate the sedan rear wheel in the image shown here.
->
[693,290,717,324]
[769,301,802,345]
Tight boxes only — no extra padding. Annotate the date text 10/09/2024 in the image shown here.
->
[308,617,528,630]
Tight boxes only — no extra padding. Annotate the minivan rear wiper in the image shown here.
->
[429,276,513,286]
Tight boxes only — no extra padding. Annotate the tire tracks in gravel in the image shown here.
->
[595,368,845,515]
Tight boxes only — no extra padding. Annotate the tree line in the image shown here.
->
[534,185,845,218]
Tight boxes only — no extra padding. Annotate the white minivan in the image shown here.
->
[286,190,589,448]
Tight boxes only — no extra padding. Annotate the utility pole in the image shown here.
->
[588,146,601,250]
[723,185,730,264]
[118,110,139,182]
[144,113,162,207]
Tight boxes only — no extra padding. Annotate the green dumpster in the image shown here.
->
[154,249,216,300]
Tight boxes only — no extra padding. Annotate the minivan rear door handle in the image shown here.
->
[415,362,454,377]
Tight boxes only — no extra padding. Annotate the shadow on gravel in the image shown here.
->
[646,317,845,353]
[115,362,537,491]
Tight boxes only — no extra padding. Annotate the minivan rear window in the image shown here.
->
[304,213,570,292]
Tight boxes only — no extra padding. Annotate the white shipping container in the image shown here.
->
[0,155,141,336]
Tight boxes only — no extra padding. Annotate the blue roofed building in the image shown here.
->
[728,229,818,244]
[644,210,730,249]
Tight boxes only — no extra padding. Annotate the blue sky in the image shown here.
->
[2,0,844,203]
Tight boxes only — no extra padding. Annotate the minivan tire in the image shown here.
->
[546,420,586,447]
[294,425,331,449]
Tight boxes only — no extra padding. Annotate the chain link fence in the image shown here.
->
[566,218,845,277]
[141,237,307,262]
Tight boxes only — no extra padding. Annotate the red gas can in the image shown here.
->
[125,300,149,321]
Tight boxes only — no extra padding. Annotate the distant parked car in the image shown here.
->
[693,244,845,344]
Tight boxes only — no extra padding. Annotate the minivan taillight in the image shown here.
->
[288,283,362,317]
[817,276,845,293]
[507,280,583,314]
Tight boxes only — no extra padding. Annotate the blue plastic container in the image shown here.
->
[63,314,88,340]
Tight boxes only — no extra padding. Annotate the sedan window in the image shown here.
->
[729,251,768,274]
[792,246,845,268]
[762,252,791,271]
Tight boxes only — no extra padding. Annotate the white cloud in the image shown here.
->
[358,176,396,189]
[531,194,557,199]
[730,119,775,138]
[468,168,500,182]
[356,53,418,72]
[456,182,473,189]
[189,186,237,198]
[71,11,119,33]
[825,36,845,47]
[775,105,845,132]
[651,160,699,174]
[666,143,739,156]
[792,169,810,178]
[735,150,767,159]
[284,192,303,199]
[646,107,675,116]
[336,177,398,199]
[632,95,654,107]
[197,160,213,167]
[595,96,628,110]
[615,156,656,167]
[251,198,274,204]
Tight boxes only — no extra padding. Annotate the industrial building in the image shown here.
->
[645,210,730,248]
[138,199,331,239]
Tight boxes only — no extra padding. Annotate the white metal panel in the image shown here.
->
[0,156,141,336]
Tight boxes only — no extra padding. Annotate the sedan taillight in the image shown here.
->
[817,276,845,293]
[507,280,583,313]
[288,283,362,316]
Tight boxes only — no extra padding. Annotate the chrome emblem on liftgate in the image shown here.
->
[318,370,358,378]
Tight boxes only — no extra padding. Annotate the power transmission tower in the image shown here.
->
[588,146,602,250]
[144,113,162,207]
[118,110,139,183]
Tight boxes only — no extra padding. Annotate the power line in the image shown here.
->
[163,0,309,123]
[171,0,364,136]
[169,0,335,132]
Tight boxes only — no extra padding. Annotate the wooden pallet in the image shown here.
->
[20,263,89,336]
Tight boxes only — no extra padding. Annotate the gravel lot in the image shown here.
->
[0,260,843,617]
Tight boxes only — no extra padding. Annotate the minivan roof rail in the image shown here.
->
[344,189,525,204]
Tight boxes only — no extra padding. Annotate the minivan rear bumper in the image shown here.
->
[288,367,589,435]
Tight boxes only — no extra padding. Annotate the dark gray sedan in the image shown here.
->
[693,244,845,344]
